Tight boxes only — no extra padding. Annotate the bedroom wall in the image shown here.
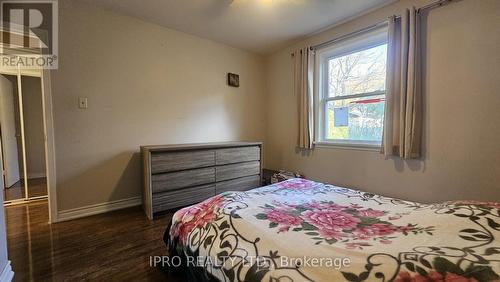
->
[265,0,500,203]
[52,1,266,212]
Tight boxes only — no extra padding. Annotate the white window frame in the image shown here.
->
[314,25,388,150]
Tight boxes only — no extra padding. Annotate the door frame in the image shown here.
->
[40,68,57,223]
[0,65,58,223]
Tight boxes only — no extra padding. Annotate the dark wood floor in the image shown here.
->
[4,178,48,202]
[5,200,183,281]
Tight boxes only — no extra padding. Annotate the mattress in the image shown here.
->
[165,178,500,282]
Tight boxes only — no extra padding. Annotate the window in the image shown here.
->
[315,27,388,148]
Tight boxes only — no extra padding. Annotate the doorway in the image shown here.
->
[0,26,57,224]
[0,71,48,205]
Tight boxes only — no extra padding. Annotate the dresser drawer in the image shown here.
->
[216,146,260,165]
[142,142,262,219]
[216,161,260,182]
[216,175,261,194]
[151,150,215,174]
[152,167,215,193]
[153,184,215,213]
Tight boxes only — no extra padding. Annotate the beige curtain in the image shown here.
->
[382,7,422,159]
[293,47,314,149]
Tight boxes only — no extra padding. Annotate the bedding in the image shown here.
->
[165,178,500,282]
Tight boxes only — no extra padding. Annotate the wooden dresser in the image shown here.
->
[141,142,262,219]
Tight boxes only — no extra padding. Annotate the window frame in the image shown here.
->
[314,26,389,150]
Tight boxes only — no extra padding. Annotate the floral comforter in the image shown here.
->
[166,178,500,282]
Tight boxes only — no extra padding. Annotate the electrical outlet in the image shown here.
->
[78,97,88,109]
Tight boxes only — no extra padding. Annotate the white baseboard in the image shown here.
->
[57,196,141,222]
[0,261,14,282]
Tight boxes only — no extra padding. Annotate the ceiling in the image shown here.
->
[83,0,395,54]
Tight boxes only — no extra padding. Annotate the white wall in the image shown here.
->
[265,0,500,203]
[52,1,267,211]
[0,75,20,188]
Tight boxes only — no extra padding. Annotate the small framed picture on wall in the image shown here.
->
[227,73,239,87]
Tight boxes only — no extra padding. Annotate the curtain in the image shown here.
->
[382,7,422,159]
[293,47,314,149]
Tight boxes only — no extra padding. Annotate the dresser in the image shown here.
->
[141,142,262,219]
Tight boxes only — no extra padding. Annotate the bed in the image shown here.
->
[164,178,500,282]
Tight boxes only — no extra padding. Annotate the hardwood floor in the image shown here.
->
[5,200,184,281]
[4,178,48,202]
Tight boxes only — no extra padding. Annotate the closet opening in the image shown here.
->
[0,25,57,224]
[0,72,48,205]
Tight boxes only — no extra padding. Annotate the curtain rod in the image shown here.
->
[299,0,456,53]
[310,20,389,51]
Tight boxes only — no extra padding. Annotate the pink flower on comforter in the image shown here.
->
[266,209,302,228]
[301,210,360,239]
[255,199,434,248]
[266,210,302,232]
[357,223,396,236]
[170,195,225,244]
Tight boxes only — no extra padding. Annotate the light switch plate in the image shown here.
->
[78,97,88,109]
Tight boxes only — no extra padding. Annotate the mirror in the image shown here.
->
[0,74,27,202]
[23,76,47,200]
[1,73,47,203]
